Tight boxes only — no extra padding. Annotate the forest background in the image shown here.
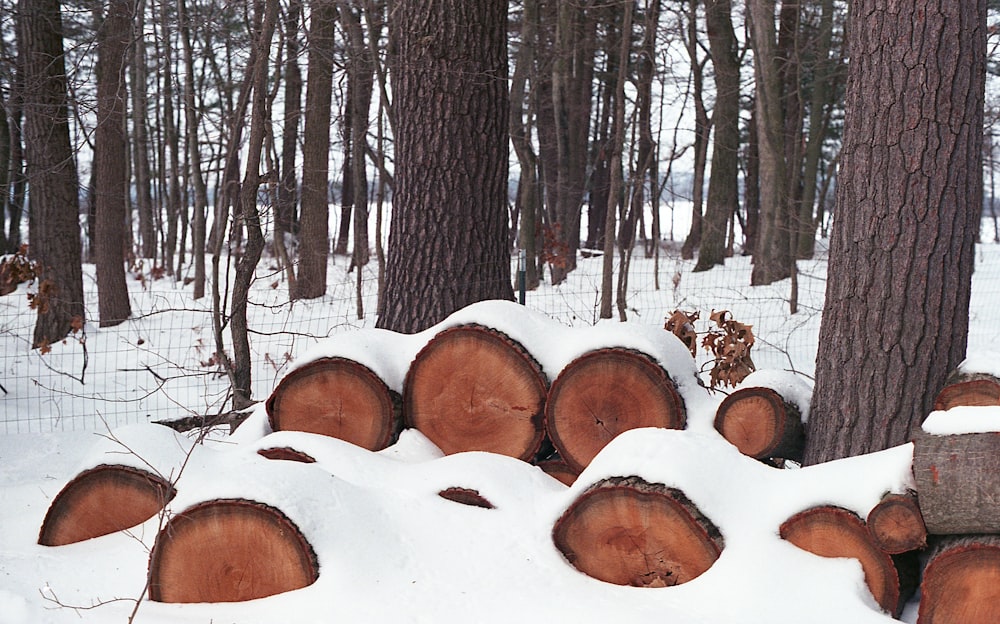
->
[1,1,999,453]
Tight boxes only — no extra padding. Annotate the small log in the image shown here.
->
[780,506,901,615]
[713,386,804,462]
[404,324,547,461]
[148,498,319,603]
[266,357,402,451]
[552,476,722,587]
[536,458,579,487]
[866,491,927,554]
[38,464,175,546]
[918,535,1000,624]
[437,487,495,509]
[912,430,1000,534]
[546,349,686,473]
[257,447,317,463]
[933,372,1000,411]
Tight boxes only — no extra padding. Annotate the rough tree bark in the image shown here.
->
[694,0,740,271]
[803,0,986,464]
[378,0,513,333]
[18,0,86,347]
[93,0,132,327]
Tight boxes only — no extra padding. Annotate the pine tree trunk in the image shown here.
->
[378,0,513,332]
[94,0,132,327]
[804,0,986,463]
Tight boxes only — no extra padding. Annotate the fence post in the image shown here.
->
[518,248,526,305]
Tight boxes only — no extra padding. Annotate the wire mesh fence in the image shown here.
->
[2,240,999,434]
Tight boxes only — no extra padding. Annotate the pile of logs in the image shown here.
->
[33,304,1000,620]
[266,322,690,482]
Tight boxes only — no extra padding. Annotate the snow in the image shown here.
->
[1,233,998,623]
[957,349,1000,379]
[921,406,1000,435]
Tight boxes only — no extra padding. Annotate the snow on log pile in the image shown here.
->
[29,302,1000,621]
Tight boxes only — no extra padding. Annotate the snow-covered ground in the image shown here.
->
[0,227,998,623]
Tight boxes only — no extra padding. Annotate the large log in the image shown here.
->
[911,430,1000,534]
[148,498,319,603]
[865,491,927,554]
[266,356,402,451]
[404,324,548,461]
[38,464,175,546]
[545,349,686,473]
[713,386,804,462]
[552,476,722,587]
[918,535,1000,624]
[932,372,1000,411]
[779,505,901,615]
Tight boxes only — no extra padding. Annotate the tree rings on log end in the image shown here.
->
[257,447,317,463]
[437,487,495,509]
[546,349,686,473]
[38,464,176,546]
[404,324,547,461]
[780,506,900,615]
[266,357,402,451]
[866,492,927,554]
[537,458,580,487]
[713,386,804,462]
[918,536,1000,624]
[932,376,1000,411]
[552,476,722,587]
[148,498,319,603]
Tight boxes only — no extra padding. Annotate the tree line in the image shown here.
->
[0,1,994,459]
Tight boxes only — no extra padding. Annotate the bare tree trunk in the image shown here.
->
[2,39,27,254]
[178,0,209,299]
[231,0,279,409]
[804,0,986,464]
[510,0,541,290]
[294,0,337,300]
[339,1,373,271]
[695,0,740,272]
[18,0,85,347]
[131,0,156,261]
[94,0,133,327]
[378,0,513,333]
[681,0,710,261]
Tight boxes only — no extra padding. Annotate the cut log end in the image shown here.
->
[546,349,686,473]
[38,464,176,546]
[148,498,319,603]
[552,476,722,587]
[780,506,900,615]
[918,536,1000,624]
[266,357,402,451]
[537,458,580,487]
[437,487,495,509]
[932,376,1000,411]
[404,324,547,461]
[713,386,804,461]
[866,492,927,554]
[257,447,317,463]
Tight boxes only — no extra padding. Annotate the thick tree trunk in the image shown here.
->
[553,477,723,587]
[378,0,513,332]
[545,348,685,473]
[804,0,986,464]
[93,0,132,327]
[695,0,740,271]
[294,0,337,300]
[404,325,547,461]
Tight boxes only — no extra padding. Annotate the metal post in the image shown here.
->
[518,248,526,305]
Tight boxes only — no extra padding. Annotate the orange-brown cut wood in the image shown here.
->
[148,498,318,603]
[552,476,722,587]
[918,536,1000,624]
[713,386,803,461]
[866,492,927,554]
[932,373,1000,411]
[38,464,176,546]
[257,447,317,463]
[780,505,900,615]
[546,349,686,473]
[266,357,401,451]
[537,458,579,486]
[437,487,495,509]
[404,324,547,461]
